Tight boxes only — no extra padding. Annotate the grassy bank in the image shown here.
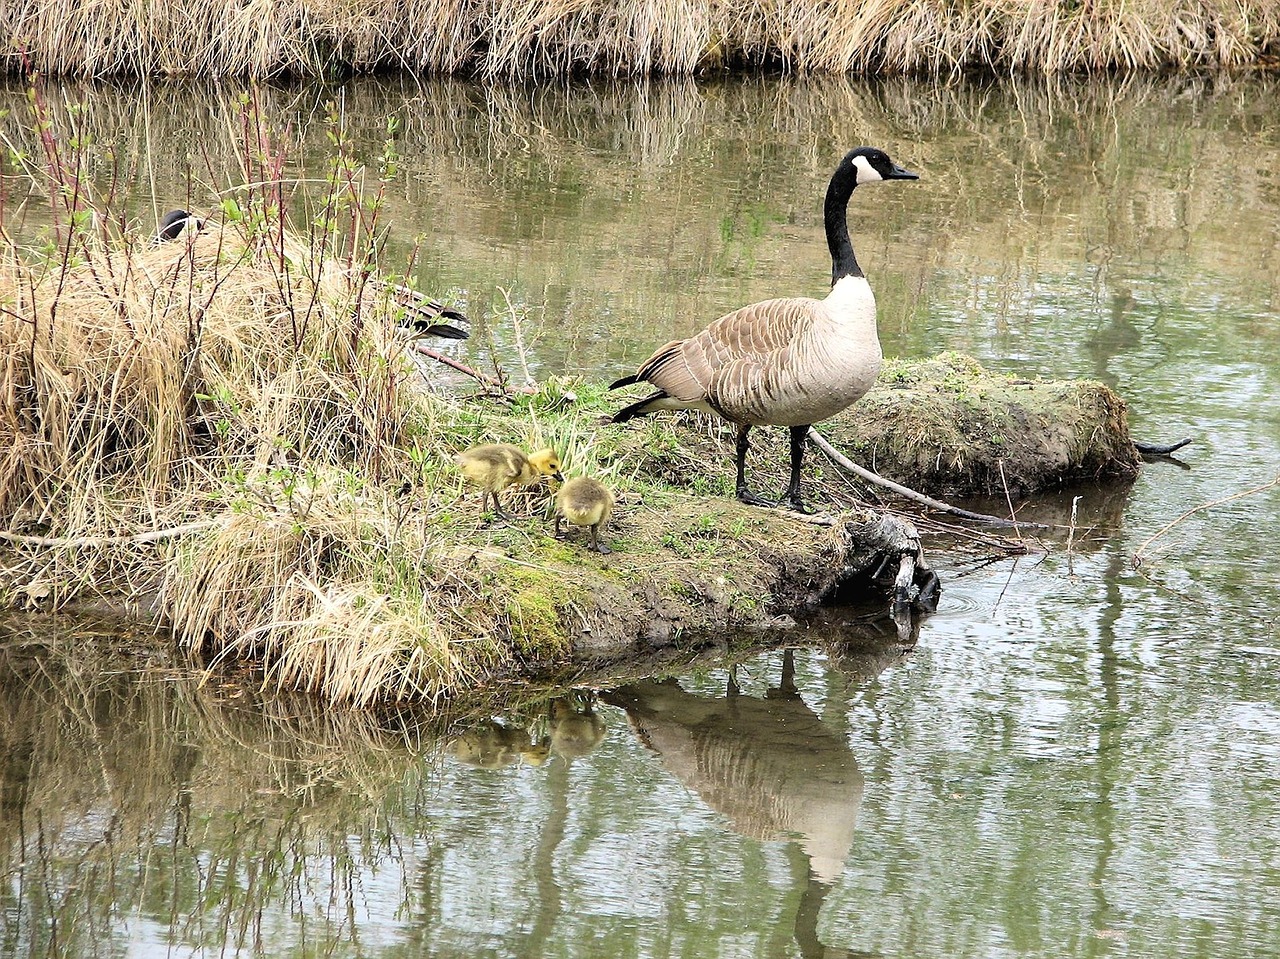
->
[0,186,924,705]
[3,0,1278,78]
[0,196,1136,705]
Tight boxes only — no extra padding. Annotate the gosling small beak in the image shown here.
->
[888,163,919,180]
[552,471,565,483]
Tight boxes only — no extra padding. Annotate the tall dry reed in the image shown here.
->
[2,0,1278,77]
[0,88,556,705]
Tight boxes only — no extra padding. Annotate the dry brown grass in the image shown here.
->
[0,82,524,703]
[0,96,740,707]
[0,203,586,703]
[2,0,1278,78]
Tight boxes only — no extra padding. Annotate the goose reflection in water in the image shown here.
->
[604,647,891,958]
[604,649,861,884]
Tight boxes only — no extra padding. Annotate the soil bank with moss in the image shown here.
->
[434,497,923,660]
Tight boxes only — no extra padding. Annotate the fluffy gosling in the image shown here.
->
[554,476,615,554]
[455,444,563,518]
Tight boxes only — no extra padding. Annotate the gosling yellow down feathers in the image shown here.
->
[456,444,563,517]
[554,476,615,554]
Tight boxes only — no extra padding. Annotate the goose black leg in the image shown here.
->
[734,423,774,507]
[781,425,813,513]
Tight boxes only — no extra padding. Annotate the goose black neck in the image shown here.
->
[823,165,862,285]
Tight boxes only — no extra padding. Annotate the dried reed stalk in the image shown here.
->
[3,0,1277,77]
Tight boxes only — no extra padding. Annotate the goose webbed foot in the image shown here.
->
[589,526,613,554]
[736,486,776,508]
[483,496,512,524]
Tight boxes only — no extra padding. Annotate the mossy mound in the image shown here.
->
[830,352,1141,497]
[607,352,1140,505]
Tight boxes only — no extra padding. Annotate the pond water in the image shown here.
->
[2,73,1279,957]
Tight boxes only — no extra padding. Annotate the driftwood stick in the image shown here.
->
[808,427,1050,530]
[0,519,220,549]
[410,342,537,396]
[411,343,498,385]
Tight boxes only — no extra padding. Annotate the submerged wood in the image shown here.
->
[3,0,1278,78]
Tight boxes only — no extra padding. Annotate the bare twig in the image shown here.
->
[997,459,1024,541]
[497,286,537,388]
[808,428,1051,529]
[1133,473,1280,566]
[1065,494,1082,556]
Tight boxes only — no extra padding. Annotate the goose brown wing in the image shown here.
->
[702,297,815,361]
[635,298,818,403]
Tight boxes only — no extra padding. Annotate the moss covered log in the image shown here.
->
[830,352,1142,497]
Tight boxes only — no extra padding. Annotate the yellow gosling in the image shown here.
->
[455,443,563,518]
[554,476,616,554]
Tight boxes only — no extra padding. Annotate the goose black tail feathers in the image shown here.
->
[610,390,669,424]
[411,320,469,340]
[608,373,639,391]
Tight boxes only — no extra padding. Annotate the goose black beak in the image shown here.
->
[888,163,919,180]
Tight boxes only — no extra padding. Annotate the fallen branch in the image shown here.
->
[410,342,536,396]
[808,428,1051,530]
[0,520,220,549]
[1133,472,1280,566]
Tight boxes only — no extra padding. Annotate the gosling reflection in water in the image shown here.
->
[449,720,544,769]
[603,649,863,886]
[547,695,607,760]
[448,694,607,769]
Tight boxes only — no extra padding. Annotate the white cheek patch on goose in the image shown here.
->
[852,155,883,183]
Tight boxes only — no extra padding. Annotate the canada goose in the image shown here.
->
[553,476,615,554]
[155,209,203,243]
[455,443,563,517]
[369,277,470,340]
[609,147,918,512]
